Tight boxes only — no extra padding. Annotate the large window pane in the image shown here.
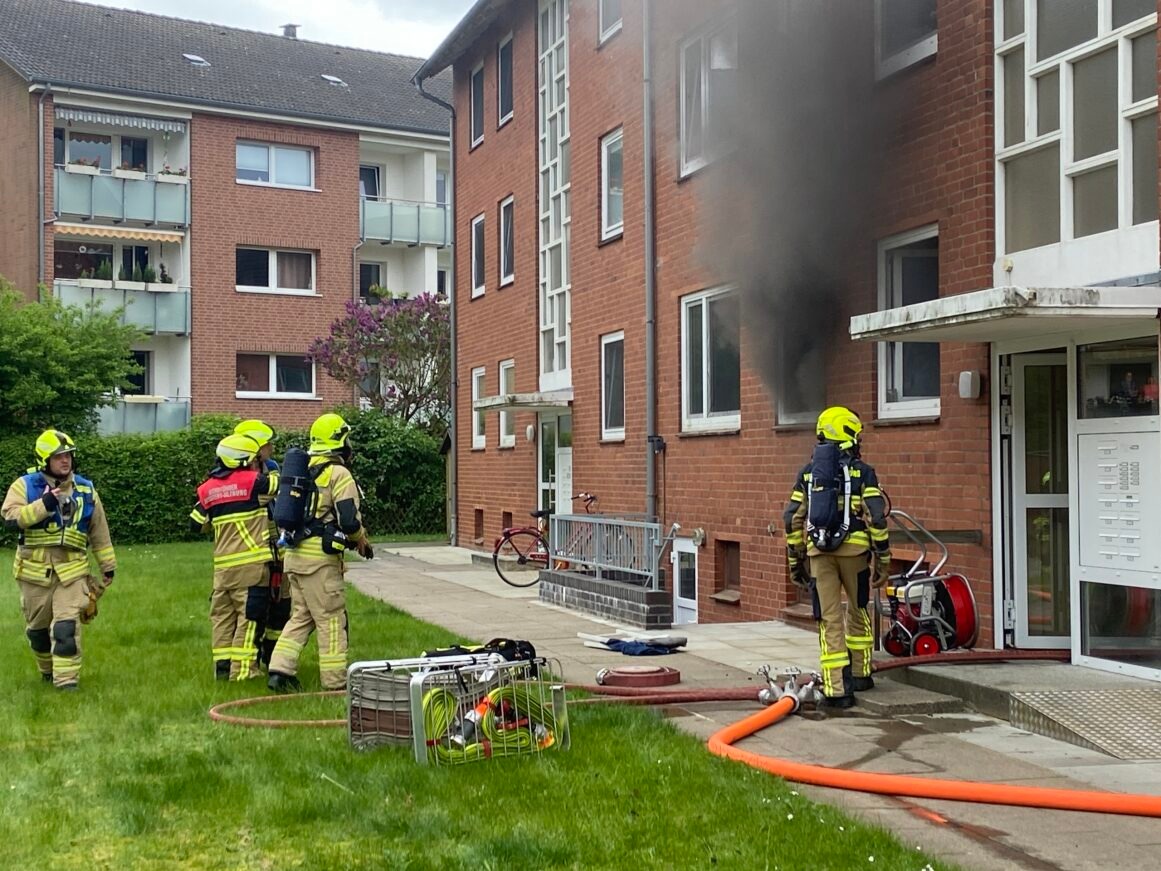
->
[602,131,623,236]
[1073,164,1118,238]
[1005,145,1061,252]
[276,252,312,290]
[359,262,382,303]
[687,300,704,415]
[1004,48,1026,147]
[236,143,269,182]
[1078,335,1159,418]
[1026,508,1071,636]
[472,218,485,290]
[1132,32,1157,104]
[359,165,379,199]
[499,38,514,120]
[1036,0,1097,61]
[707,293,740,414]
[274,147,311,187]
[275,355,312,393]
[236,354,269,392]
[884,239,940,404]
[54,240,113,279]
[501,200,515,279]
[681,39,703,169]
[471,68,485,143]
[1073,49,1117,160]
[120,137,148,171]
[69,132,112,169]
[1132,113,1158,225]
[1082,582,1161,670]
[1023,364,1070,494]
[1036,70,1060,135]
[603,337,625,432]
[235,248,269,287]
[879,0,937,58]
[1003,0,1024,39]
[1113,0,1156,28]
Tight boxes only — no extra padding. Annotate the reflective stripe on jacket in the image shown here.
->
[191,469,279,571]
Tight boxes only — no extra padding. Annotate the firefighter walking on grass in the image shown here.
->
[191,433,278,681]
[783,407,891,709]
[2,430,116,690]
[268,412,372,693]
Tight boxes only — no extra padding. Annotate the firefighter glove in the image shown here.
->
[80,583,100,625]
[872,558,891,589]
[41,489,59,511]
[357,539,374,560]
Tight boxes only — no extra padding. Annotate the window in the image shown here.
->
[54,240,113,279]
[499,359,516,447]
[235,248,315,295]
[599,0,623,43]
[359,165,380,199]
[878,227,940,418]
[498,36,514,125]
[68,132,112,170]
[875,0,938,78]
[125,350,151,396]
[499,196,515,285]
[235,142,313,188]
[601,331,625,440]
[682,287,741,432]
[471,366,486,449]
[471,214,486,297]
[777,342,827,426]
[235,353,315,398]
[359,262,383,304]
[436,170,449,206]
[471,64,485,146]
[679,21,737,176]
[53,128,64,166]
[715,539,740,593]
[120,137,148,171]
[120,245,150,281]
[437,269,449,297]
[601,128,624,239]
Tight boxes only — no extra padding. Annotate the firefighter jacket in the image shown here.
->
[283,456,367,575]
[2,471,116,586]
[783,457,891,568]
[190,468,279,579]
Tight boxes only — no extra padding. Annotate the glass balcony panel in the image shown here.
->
[54,168,189,226]
[360,199,451,246]
[97,398,190,434]
[53,281,190,334]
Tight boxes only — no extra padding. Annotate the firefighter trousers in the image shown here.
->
[210,568,268,681]
[268,563,348,690]
[19,575,87,688]
[810,552,874,698]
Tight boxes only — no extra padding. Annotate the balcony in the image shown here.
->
[96,397,190,435]
[54,166,190,227]
[361,197,451,247]
[54,280,191,335]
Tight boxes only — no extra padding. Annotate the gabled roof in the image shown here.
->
[0,0,451,135]
[414,0,513,83]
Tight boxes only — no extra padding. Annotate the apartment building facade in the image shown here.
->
[0,0,451,432]
[419,0,1161,682]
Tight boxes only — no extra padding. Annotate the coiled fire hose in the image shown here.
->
[422,683,558,763]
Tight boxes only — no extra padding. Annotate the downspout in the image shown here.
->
[37,84,53,288]
[643,2,659,521]
[351,238,364,406]
[415,76,457,545]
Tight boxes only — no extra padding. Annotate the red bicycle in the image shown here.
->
[492,493,598,587]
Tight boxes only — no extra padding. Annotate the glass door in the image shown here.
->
[1012,353,1071,648]
[671,537,698,624]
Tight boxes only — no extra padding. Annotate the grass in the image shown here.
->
[0,543,951,870]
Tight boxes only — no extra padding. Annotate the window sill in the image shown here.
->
[235,392,320,401]
[469,137,484,152]
[599,435,625,445]
[711,589,741,605]
[236,287,321,297]
[875,37,937,82]
[497,114,513,130]
[470,288,485,300]
[772,421,815,433]
[871,414,940,428]
[499,276,514,288]
[598,229,624,247]
[471,444,485,452]
[499,441,516,450]
[598,22,623,48]
[235,180,318,192]
[678,426,741,439]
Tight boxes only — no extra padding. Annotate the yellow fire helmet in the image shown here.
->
[35,429,76,471]
[309,412,352,454]
[234,419,276,448]
[216,433,260,469]
[816,406,863,450]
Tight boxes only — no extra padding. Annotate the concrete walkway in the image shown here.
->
[347,545,1161,871]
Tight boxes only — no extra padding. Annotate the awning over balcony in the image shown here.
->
[473,389,573,412]
[849,286,1161,343]
[55,107,187,134]
[54,221,185,243]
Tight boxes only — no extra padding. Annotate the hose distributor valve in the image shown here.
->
[756,665,823,713]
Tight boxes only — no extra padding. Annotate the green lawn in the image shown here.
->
[0,543,950,870]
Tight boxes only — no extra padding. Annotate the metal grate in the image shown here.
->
[1010,689,1161,759]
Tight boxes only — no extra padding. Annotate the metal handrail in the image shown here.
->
[548,514,680,590]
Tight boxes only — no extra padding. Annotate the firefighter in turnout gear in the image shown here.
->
[233,419,287,668]
[783,407,891,709]
[191,433,279,681]
[2,430,116,689]
[268,412,371,693]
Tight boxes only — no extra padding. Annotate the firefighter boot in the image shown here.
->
[852,675,875,692]
[821,665,856,709]
[268,672,302,694]
[215,660,231,681]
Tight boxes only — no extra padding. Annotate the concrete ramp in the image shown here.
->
[1010,689,1161,759]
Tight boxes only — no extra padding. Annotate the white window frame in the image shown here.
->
[678,19,737,177]
[497,34,514,127]
[235,248,317,296]
[235,141,315,190]
[470,63,485,147]
[600,127,624,240]
[471,366,487,449]
[471,213,486,298]
[874,0,938,80]
[599,0,623,44]
[601,331,626,441]
[877,224,941,420]
[235,353,317,400]
[681,285,741,433]
[499,196,515,286]
[61,130,153,172]
[499,359,516,447]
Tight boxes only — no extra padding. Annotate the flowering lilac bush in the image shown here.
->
[308,292,450,435]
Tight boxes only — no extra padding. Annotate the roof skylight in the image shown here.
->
[183,53,210,67]
[321,74,348,87]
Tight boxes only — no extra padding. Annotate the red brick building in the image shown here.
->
[420,0,1161,681]
[0,0,450,431]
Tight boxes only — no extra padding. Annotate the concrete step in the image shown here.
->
[857,676,964,715]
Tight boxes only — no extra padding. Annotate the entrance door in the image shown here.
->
[538,413,573,513]
[672,537,698,624]
[1011,353,1071,647]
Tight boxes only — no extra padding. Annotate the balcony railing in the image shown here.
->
[54,280,191,334]
[96,397,190,435]
[54,166,190,226]
[361,197,451,246]
[549,514,666,589]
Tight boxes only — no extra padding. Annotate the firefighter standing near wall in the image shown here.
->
[268,412,371,693]
[2,430,116,690]
[191,434,279,681]
[233,419,288,669]
[783,407,891,709]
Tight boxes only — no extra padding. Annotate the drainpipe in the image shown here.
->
[414,76,457,545]
[37,84,53,288]
[351,238,364,406]
[643,2,659,521]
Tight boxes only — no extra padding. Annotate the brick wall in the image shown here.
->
[189,113,360,427]
[0,64,42,297]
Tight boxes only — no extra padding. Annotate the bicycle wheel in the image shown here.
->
[493,530,550,587]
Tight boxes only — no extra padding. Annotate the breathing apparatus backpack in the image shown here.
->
[805,442,853,552]
[272,448,317,548]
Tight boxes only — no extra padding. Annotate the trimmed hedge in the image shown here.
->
[0,410,446,546]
